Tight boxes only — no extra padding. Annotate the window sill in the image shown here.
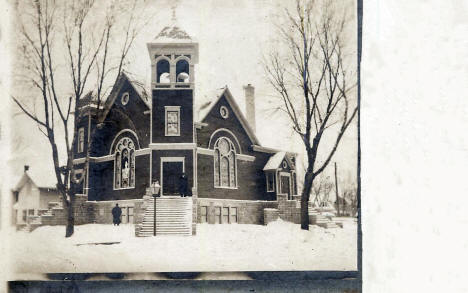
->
[113,187,136,191]
[214,186,238,190]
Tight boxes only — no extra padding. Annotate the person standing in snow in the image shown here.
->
[112,203,122,226]
[179,173,189,197]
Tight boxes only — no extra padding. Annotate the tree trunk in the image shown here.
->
[65,190,75,237]
[300,171,315,230]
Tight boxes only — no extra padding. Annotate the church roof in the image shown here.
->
[196,86,260,146]
[99,72,150,123]
[152,25,194,43]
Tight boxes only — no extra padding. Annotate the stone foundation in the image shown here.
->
[264,208,279,225]
[197,198,277,225]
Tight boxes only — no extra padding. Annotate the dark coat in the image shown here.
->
[112,206,122,224]
[179,174,189,196]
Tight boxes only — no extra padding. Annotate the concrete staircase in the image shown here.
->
[308,209,342,228]
[18,215,42,232]
[138,196,192,237]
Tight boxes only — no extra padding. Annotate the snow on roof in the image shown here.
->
[263,151,286,171]
[195,87,227,122]
[195,86,260,146]
[14,169,57,191]
[153,26,194,43]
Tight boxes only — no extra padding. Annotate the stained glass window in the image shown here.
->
[213,137,237,188]
[114,137,136,189]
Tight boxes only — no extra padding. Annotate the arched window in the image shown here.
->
[114,137,135,189]
[156,59,170,83]
[213,137,237,188]
[176,59,190,83]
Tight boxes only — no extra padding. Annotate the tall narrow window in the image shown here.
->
[114,137,136,189]
[176,59,190,83]
[156,59,170,83]
[213,137,237,188]
[78,127,85,153]
[165,106,180,136]
[266,172,275,192]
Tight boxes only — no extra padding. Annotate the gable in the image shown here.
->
[90,77,151,156]
[198,94,255,154]
[198,87,259,146]
[99,73,150,123]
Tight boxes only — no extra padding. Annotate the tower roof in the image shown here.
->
[153,25,194,43]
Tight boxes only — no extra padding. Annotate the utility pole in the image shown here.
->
[334,162,340,216]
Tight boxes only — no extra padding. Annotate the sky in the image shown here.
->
[8,0,358,189]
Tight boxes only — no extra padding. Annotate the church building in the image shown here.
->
[72,26,298,235]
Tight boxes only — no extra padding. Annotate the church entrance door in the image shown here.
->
[161,158,184,196]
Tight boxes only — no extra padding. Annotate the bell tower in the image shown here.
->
[147,26,198,143]
[147,24,198,197]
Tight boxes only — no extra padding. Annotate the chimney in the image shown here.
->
[243,84,256,133]
[24,165,29,173]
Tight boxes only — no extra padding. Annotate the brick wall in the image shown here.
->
[197,198,277,225]
[92,199,142,224]
[264,208,279,225]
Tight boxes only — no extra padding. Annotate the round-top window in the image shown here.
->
[121,92,129,105]
[220,106,229,119]
[282,161,287,169]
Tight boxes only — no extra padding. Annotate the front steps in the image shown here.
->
[309,209,342,228]
[137,196,192,237]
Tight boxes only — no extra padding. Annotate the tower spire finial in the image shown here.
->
[170,1,178,26]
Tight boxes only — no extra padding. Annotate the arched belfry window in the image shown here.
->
[214,137,237,188]
[114,137,135,189]
[176,59,190,83]
[156,59,170,83]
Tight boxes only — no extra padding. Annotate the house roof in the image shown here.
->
[196,86,260,146]
[14,170,57,191]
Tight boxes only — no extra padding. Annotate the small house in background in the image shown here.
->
[12,165,60,225]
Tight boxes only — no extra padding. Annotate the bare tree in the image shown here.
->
[264,0,357,230]
[11,0,149,237]
[311,174,333,207]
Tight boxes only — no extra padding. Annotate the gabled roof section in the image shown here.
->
[99,72,150,123]
[197,86,260,146]
[263,151,286,171]
[263,151,296,171]
[14,170,57,191]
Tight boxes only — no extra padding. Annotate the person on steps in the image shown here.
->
[179,173,188,197]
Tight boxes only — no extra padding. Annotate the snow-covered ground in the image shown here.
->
[7,218,357,275]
